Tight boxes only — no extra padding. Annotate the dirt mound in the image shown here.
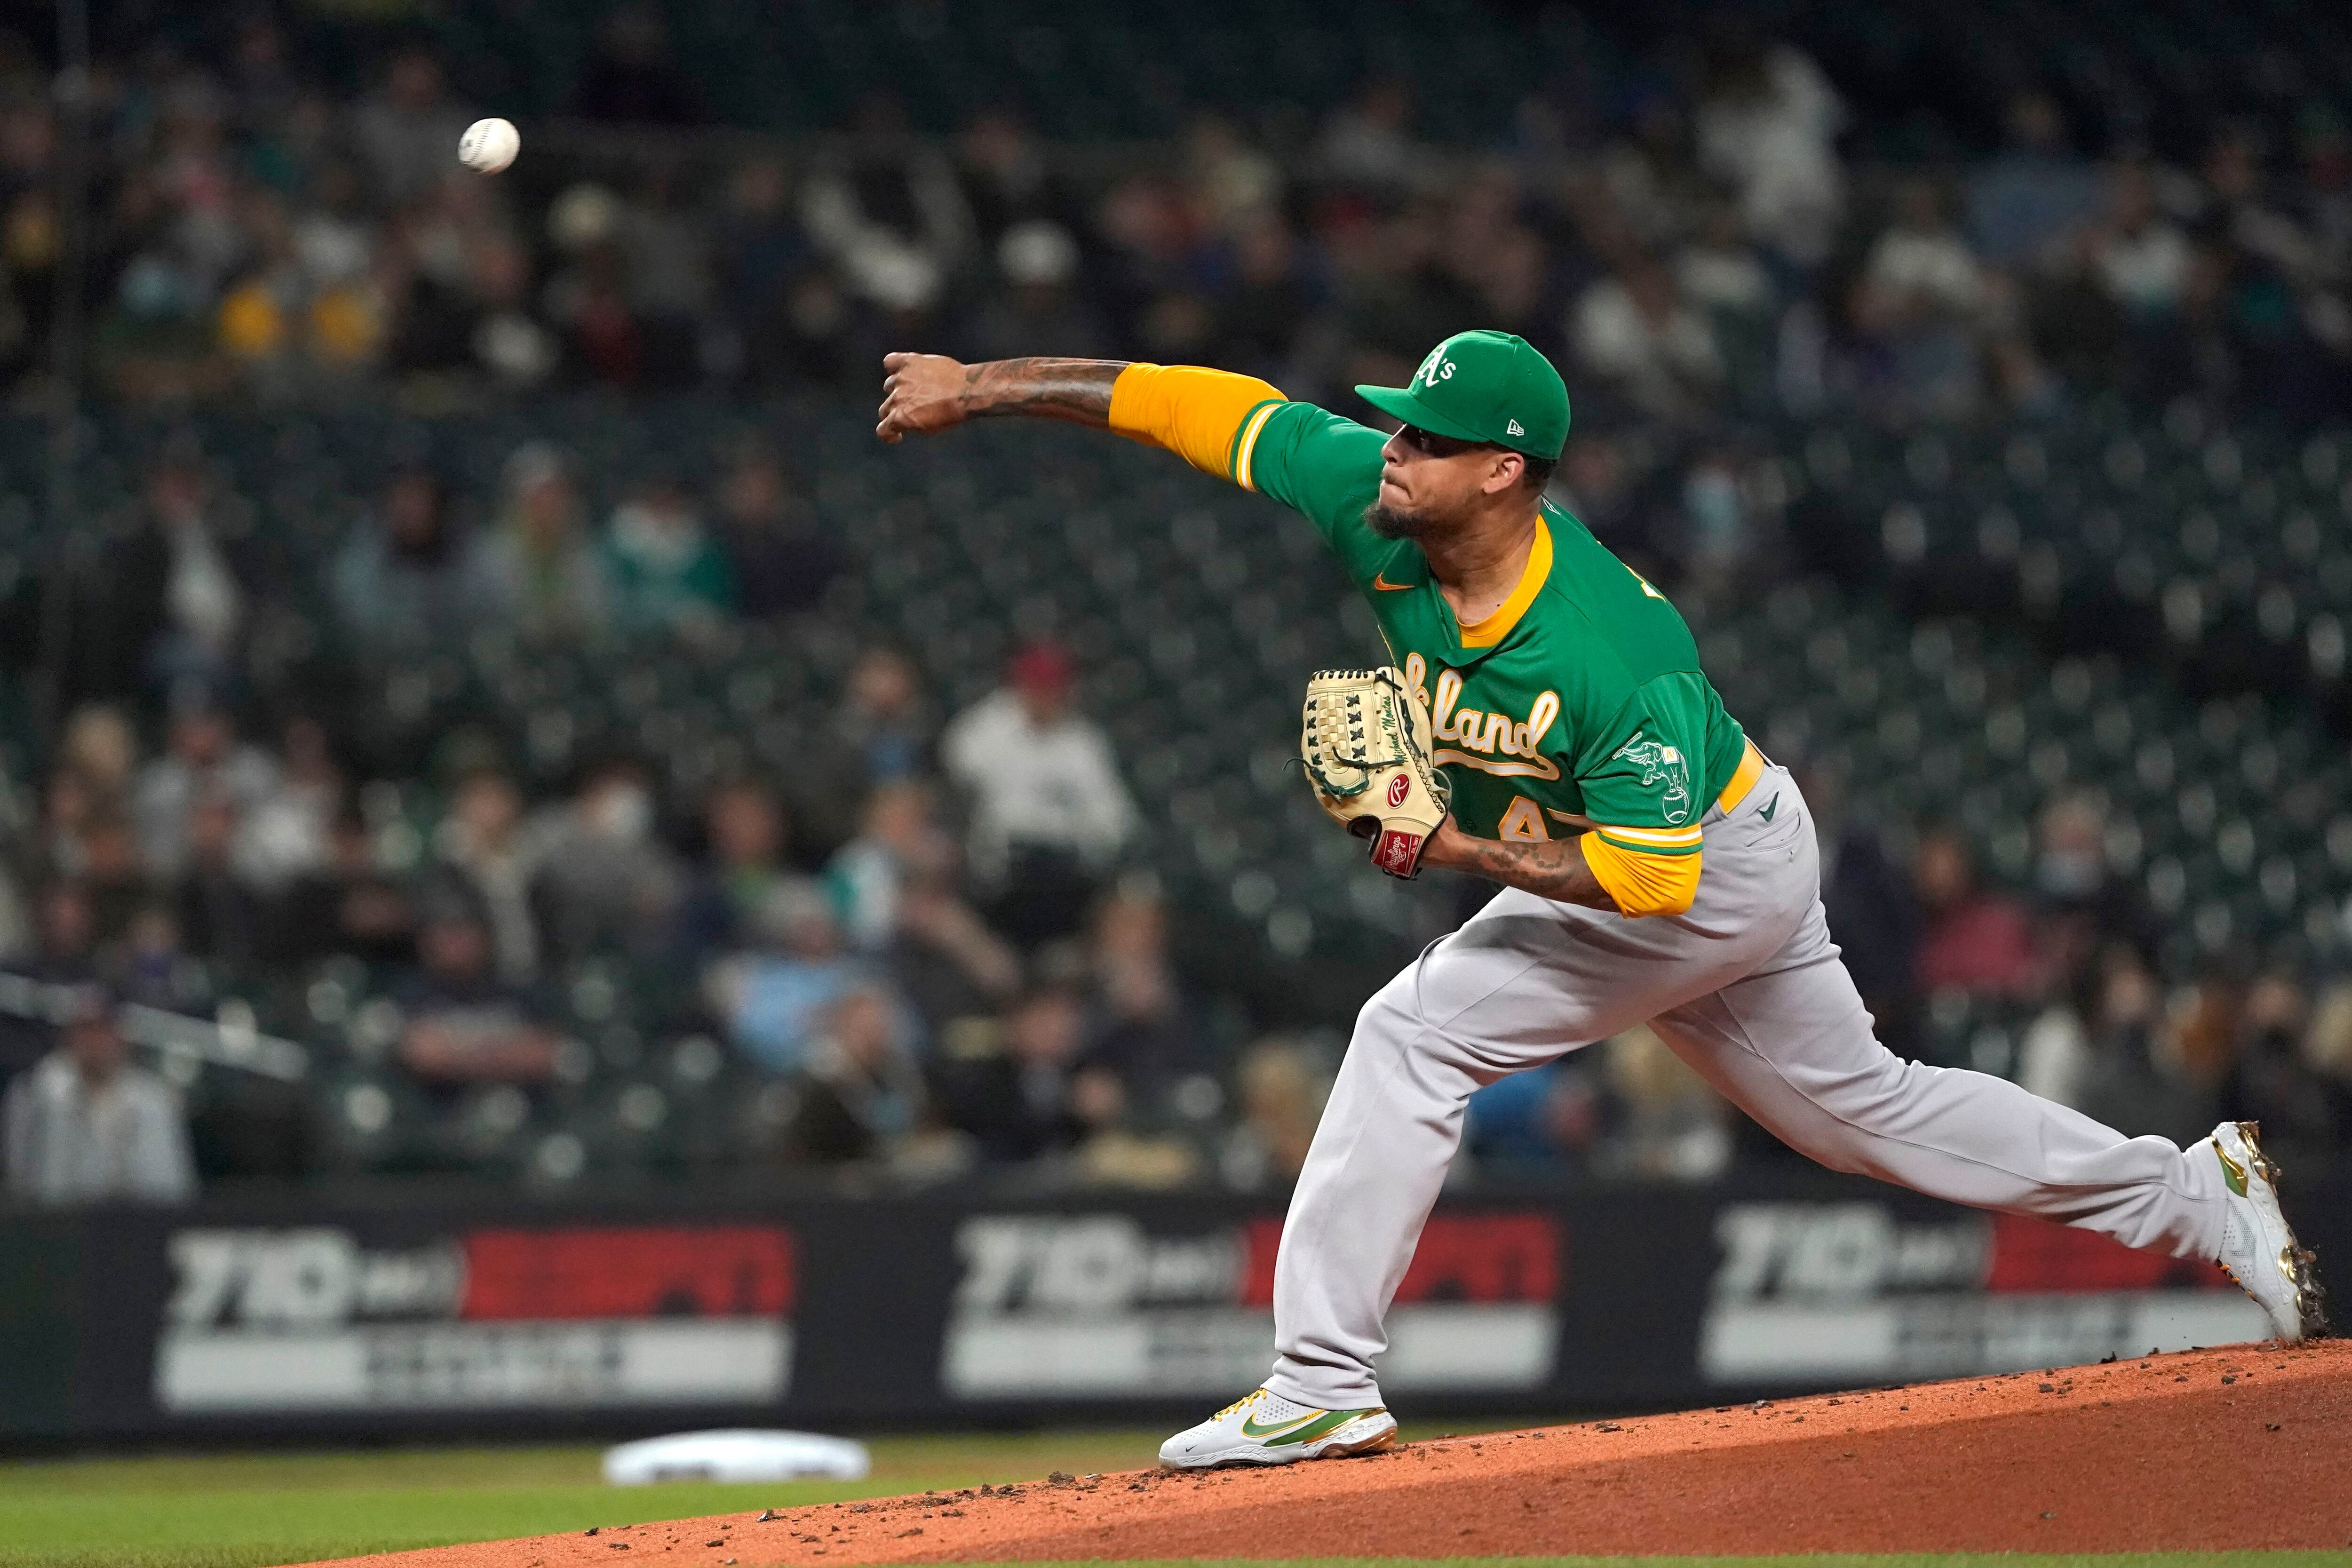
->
[298,1340,2352,1567]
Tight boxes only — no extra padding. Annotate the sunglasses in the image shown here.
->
[1395,423,1500,460]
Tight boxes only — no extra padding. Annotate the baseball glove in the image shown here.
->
[1300,666,1451,878]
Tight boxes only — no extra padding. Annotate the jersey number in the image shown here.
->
[1498,796,1551,842]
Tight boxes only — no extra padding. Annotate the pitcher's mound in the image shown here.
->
[300,1341,2352,1566]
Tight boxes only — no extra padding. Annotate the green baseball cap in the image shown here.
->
[1356,330,1571,461]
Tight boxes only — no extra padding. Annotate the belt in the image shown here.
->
[1716,738,1767,813]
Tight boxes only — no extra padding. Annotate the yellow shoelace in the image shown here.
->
[1212,1388,1271,1421]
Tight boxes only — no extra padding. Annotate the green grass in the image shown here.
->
[0,1432,2344,1568]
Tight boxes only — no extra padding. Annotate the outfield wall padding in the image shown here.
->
[1,1168,2340,1441]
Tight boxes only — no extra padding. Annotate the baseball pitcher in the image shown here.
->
[876,332,2327,1468]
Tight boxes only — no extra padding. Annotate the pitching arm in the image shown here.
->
[877,354,1284,483]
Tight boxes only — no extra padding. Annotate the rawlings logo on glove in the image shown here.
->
[1301,667,1451,878]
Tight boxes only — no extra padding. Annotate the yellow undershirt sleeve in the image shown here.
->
[1108,364,1286,485]
[1579,833,1703,918]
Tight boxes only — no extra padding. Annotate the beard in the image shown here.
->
[1364,500,1438,541]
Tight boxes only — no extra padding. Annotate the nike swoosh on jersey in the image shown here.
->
[1757,792,1780,824]
[1372,573,1414,591]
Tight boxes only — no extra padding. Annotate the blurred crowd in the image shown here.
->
[0,15,2336,446]
[7,440,2352,1204]
[4,9,2352,1203]
[1464,780,2352,1183]
[2,438,1269,1198]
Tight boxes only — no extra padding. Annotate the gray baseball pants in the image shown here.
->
[1264,761,2230,1410]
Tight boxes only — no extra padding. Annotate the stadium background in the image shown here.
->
[0,0,2350,1451]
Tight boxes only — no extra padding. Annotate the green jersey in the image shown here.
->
[1237,400,1748,855]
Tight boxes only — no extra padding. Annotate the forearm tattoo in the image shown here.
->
[960,358,1128,426]
[1435,834,1620,911]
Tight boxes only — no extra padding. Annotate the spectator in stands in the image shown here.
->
[266,810,414,969]
[936,981,1122,1163]
[1217,1035,1334,1188]
[1316,77,1424,191]
[882,868,1022,1043]
[1464,1059,1600,1177]
[351,47,468,206]
[943,640,1136,948]
[172,791,263,969]
[622,171,719,388]
[0,852,31,973]
[395,889,560,1087]
[76,446,252,703]
[827,780,956,951]
[603,469,736,637]
[2031,790,2160,965]
[2064,944,2210,1141]
[112,905,202,1012]
[780,983,927,1164]
[79,812,151,952]
[2305,979,2352,1106]
[4,984,196,1206]
[1966,92,2104,269]
[1594,1026,1732,1180]
[1337,210,1485,391]
[2090,163,2193,323]
[2169,966,2245,1100]
[525,756,679,964]
[1674,205,1777,320]
[956,108,1076,251]
[1677,449,1757,584]
[675,777,810,960]
[432,766,538,982]
[711,882,860,1075]
[1811,773,1923,1053]
[718,163,850,390]
[235,717,341,892]
[1853,179,1986,420]
[463,443,609,645]
[2221,972,2339,1171]
[714,445,845,619]
[1572,255,1726,422]
[0,884,97,1091]
[962,220,1105,362]
[58,706,139,818]
[572,4,705,125]
[800,95,971,324]
[18,882,96,988]
[1085,878,1200,1102]
[38,763,97,883]
[1214,208,1319,383]
[1911,827,2039,998]
[132,699,278,882]
[828,646,934,788]
[329,466,471,666]
[1693,36,1845,270]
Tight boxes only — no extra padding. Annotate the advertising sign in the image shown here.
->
[0,1170,2337,1441]
[1700,1203,2265,1383]
[941,1210,1558,1399]
[154,1224,795,1413]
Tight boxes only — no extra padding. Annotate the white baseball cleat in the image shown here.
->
[1158,1386,1398,1470]
[2209,1120,2330,1342]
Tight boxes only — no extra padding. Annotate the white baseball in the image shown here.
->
[458,117,520,175]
